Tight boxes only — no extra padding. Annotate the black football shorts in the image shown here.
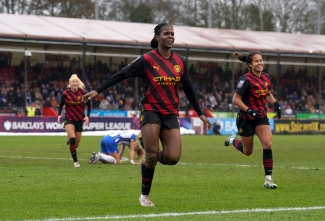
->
[236,117,269,137]
[140,110,179,130]
[64,120,83,132]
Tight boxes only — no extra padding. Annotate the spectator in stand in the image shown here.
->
[118,61,125,71]
[213,119,221,135]
[35,103,42,116]
[0,97,8,107]
[189,64,197,76]
[50,95,59,110]
[14,88,24,107]
[25,102,36,117]
[32,87,43,105]
[81,22,211,207]
[12,80,21,91]
[6,87,15,106]
[0,88,5,99]
[43,97,52,107]
[57,74,91,168]
[99,96,110,109]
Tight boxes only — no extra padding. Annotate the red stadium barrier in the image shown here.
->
[187,108,214,118]
[42,107,58,116]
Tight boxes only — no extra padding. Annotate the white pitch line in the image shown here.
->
[0,156,129,162]
[23,206,325,221]
[177,162,322,170]
[0,156,321,170]
[1,156,70,160]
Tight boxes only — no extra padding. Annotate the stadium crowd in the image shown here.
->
[0,57,323,116]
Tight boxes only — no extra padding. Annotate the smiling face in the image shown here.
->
[69,79,80,91]
[156,25,174,50]
[248,53,264,75]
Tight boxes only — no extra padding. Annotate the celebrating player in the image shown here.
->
[57,74,91,168]
[224,51,281,189]
[82,23,211,207]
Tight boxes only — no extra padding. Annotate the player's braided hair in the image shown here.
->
[150,23,173,49]
[234,51,262,71]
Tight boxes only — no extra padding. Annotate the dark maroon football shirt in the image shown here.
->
[235,72,272,119]
[95,49,203,116]
[58,88,90,122]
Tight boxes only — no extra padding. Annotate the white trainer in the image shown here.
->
[139,195,155,207]
[264,178,277,189]
[74,162,80,168]
[224,132,237,146]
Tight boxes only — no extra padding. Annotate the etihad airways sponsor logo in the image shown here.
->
[255,89,268,96]
[68,101,81,105]
[254,82,269,96]
[153,76,180,85]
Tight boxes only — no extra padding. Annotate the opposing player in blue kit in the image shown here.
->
[89,131,144,165]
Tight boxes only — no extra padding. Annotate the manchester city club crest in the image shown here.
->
[174,65,181,72]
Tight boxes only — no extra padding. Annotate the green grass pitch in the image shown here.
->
[0,135,324,221]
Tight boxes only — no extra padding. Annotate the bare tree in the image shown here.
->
[0,0,17,13]
[59,0,94,18]
[263,0,318,33]
[0,0,323,34]
[194,0,249,29]
[99,0,188,25]
[29,0,45,15]
[42,0,62,16]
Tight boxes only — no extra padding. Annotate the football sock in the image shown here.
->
[233,139,244,153]
[263,149,273,176]
[141,163,155,195]
[140,194,149,199]
[99,154,116,164]
[69,138,78,162]
[158,151,167,165]
[139,137,144,149]
[71,151,78,162]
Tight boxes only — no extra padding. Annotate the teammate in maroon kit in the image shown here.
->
[81,23,211,207]
[224,51,281,189]
[58,74,91,168]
